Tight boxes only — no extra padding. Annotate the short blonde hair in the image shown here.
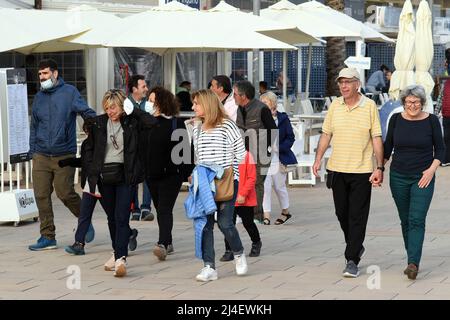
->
[192,89,229,128]
[102,89,126,112]
[260,91,278,109]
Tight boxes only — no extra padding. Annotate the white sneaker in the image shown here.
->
[195,265,218,282]
[234,254,248,276]
[113,257,127,277]
[104,253,115,271]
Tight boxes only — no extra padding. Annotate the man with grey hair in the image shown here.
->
[234,80,277,223]
[313,68,384,278]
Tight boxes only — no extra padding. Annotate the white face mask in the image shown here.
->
[40,76,55,91]
[145,101,155,114]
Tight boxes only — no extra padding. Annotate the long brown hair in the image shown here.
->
[149,86,180,116]
[191,89,228,128]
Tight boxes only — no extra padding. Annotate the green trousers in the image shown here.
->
[389,169,435,267]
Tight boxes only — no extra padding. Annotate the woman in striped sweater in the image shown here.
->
[191,89,247,282]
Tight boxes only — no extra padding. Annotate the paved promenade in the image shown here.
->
[1,167,450,300]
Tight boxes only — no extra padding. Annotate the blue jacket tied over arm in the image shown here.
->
[185,164,224,259]
[29,78,96,156]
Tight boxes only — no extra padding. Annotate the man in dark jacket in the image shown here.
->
[28,59,96,251]
[234,80,277,222]
[127,75,154,221]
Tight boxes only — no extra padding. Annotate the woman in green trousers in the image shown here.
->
[384,85,445,280]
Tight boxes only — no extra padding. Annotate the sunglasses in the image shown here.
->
[110,135,119,150]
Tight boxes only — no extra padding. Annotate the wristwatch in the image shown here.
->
[376,166,385,172]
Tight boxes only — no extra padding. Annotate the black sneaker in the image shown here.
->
[249,241,262,257]
[167,244,174,255]
[141,209,154,221]
[65,242,85,255]
[343,260,359,278]
[130,211,141,221]
[128,229,138,251]
[219,251,234,262]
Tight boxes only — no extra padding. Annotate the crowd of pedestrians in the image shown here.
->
[27,59,445,282]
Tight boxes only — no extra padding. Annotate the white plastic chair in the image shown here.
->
[287,122,316,186]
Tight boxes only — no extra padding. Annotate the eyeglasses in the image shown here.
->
[110,135,119,150]
[405,100,421,107]
[337,79,358,86]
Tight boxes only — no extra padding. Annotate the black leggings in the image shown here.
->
[224,206,261,251]
[147,175,182,247]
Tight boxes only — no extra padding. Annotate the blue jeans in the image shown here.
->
[132,181,152,211]
[99,183,134,260]
[202,180,243,269]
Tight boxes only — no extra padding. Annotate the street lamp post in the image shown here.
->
[253,0,261,93]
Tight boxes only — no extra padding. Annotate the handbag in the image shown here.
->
[279,163,297,174]
[214,167,234,201]
[100,162,125,185]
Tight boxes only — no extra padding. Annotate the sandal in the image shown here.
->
[263,218,271,225]
[274,212,292,225]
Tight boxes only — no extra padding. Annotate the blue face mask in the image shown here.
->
[40,75,55,91]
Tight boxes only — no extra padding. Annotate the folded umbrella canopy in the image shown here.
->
[389,0,416,100]
[415,0,434,112]
[0,8,90,53]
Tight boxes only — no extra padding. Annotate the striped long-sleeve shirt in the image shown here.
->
[193,119,246,180]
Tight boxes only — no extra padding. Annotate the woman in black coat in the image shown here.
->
[83,89,149,277]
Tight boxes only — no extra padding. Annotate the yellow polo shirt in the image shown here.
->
[322,95,382,173]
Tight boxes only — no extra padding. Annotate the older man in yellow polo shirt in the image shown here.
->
[313,68,384,278]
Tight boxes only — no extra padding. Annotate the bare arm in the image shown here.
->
[369,136,384,186]
[313,133,331,177]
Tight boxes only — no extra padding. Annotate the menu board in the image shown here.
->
[6,69,30,164]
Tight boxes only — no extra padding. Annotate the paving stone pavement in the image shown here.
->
[1,167,450,300]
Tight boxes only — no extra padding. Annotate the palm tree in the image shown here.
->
[325,0,346,97]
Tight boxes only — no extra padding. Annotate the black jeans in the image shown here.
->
[99,183,134,260]
[443,117,450,164]
[331,172,372,265]
[224,206,261,251]
[147,174,182,247]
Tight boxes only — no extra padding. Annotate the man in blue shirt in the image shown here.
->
[29,59,96,251]
[366,64,390,94]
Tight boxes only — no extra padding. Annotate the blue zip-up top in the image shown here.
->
[29,77,96,156]
[185,164,223,259]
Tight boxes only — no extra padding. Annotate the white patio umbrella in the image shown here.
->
[0,8,89,53]
[104,1,300,54]
[261,0,394,97]
[297,1,394,43]
[415,0,434,113]
[209,1,319,46]
[103,1,306,93]
[207,1,321,109]
[13,5,123,54]
[389,0,416,100]
[260,0,359,39]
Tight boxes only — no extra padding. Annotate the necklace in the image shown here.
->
[108,118,122,150]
